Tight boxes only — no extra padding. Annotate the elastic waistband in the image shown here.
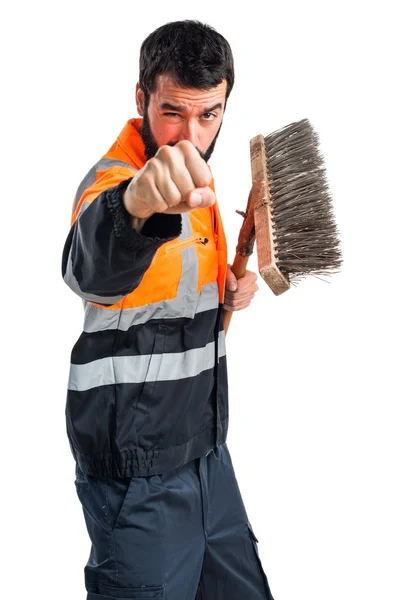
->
[73,419,228,478]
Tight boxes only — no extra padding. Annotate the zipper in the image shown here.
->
[166,236,209,254]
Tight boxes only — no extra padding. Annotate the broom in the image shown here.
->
[223,118,342,333]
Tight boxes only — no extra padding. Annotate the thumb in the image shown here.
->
[187,187,216,209]
[226,265,237,291]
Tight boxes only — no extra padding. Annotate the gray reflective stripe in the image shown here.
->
[73,166,97,212]
[175,213,199,316]
[97,158,135,172]
[83,281,219,333]
[73,159,137,212]
[76,201,91,219]
[218,329,226,360]
[69,330,226,392]
[196,282,219,314]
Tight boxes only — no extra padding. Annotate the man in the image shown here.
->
[62,20,275,600]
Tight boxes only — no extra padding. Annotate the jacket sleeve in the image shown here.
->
[62,168,181,305]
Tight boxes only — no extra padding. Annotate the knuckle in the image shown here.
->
[195,167,212,188]
[198,175,212,188]
[157,145,173,159]
[168,190,182,206]
[138,171,153,188]
[142,168,153,180]
[177,140,193,152]
[146,157,156,168]
[153,198,167,213]
[145,158,160,175]
[204,169,213,184]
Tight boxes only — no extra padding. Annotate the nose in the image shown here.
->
[178,119,200,147]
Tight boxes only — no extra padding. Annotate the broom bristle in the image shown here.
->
[265,118,342,282]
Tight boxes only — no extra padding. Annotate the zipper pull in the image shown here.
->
[166,236,209,254]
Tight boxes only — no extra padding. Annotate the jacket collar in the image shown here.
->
[117,118,147,169]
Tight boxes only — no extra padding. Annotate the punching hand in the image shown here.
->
[123,140,215,220]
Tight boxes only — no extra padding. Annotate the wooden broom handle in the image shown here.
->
[222,253,250,334]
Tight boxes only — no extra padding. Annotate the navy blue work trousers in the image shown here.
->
[75,443,275,599]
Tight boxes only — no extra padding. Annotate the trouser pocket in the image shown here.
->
[87,583,165,598]
[104,476,135,531]
[74,462,134,533]
[247,524,275,600]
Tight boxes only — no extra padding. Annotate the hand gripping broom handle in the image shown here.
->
[222,253,250,334]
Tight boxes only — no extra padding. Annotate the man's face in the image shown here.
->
[137,74,227,162]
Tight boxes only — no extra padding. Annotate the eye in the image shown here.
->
[163,112,181,118]
[202,112,217,120]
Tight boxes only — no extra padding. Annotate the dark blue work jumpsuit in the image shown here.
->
[75,442,275,599]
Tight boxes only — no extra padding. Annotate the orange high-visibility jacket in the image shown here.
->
[62,118,229,477]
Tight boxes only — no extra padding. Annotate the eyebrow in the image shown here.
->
[160,102,223,113]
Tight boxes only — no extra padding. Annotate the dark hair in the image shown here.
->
[139,20,234,105]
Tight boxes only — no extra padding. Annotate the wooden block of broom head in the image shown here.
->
[251,135,290,295]
[251,119,342,296]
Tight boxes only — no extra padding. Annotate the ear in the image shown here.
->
[136,83,145,116]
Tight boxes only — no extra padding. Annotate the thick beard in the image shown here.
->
[140,104,221,163]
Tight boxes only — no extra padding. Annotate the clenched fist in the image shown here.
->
[123,140,216,222]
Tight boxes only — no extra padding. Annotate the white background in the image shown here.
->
[1,1,399,599]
